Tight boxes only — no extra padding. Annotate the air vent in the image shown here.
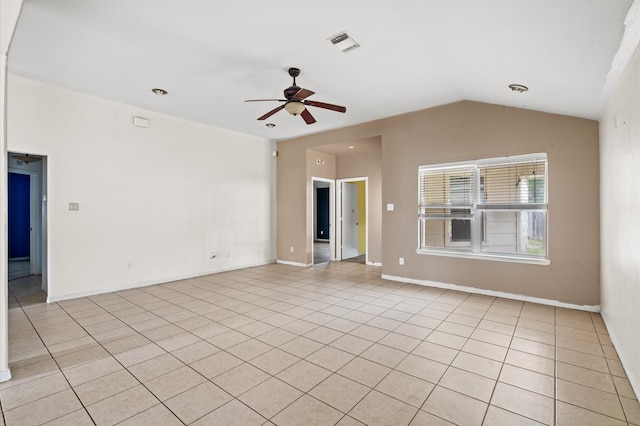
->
[329,32,360,53]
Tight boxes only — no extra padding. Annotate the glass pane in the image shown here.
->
[420,218,472,249]
[480,211,546,256]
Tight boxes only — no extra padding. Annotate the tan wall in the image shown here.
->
[277,100,600,306]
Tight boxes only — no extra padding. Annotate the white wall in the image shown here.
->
[600,40,640,398]
[7,76,276,301]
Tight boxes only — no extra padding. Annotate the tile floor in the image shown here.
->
[2,263,640,425]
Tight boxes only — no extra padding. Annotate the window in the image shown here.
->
[418,153,548,263]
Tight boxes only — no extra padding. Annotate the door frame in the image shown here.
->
[8,168,42,276]
[336,177,368,263]
[311,177,336,263]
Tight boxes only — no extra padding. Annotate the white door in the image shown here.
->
[341,182,359,259]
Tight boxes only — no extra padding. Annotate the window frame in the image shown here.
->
[417,153,550,265]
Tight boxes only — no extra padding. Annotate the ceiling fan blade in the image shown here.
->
[245,99,287,102]
[304,100,346,113]
[301,108,316,125]
[293,88,315,100]
[257,105,285,120]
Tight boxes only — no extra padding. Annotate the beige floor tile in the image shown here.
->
[360,343,407,368]
[349,390,418,425]
[325,317,361,333]
[422,386,487,426]
[477,319,515,336]
[212,363,270,396]
[439,366,496,402]
[393,323,433,340]
[47,336,97,358]
[309,374,369,413]
[0,372,69,411]
[510,337,555,359]
[190,351,243,379]
[192,399,266,426]
[556,335,604,357]
[411,341,458,365]
[155,332,200,352]
[86,385,159,426]
[557,379,626,420]
[239,377,303,419]
[227,338,273,361]
[410,410,457,425]
[349,324,389,342]
[256,328,299,346]
[171,340,220,364]
[272,394,343,426]
[280,319,319,335]
[613,375,637,399]
[603,345,621,361]
[499,364,554,397]
[462,339,507,362]
[556,325,599,343]
[62,356,124,387]
[607,358,627,377]
[306,346,355,371]
[451,352,502,380]
[517,318,556,334]
[491,382,554,425]
[557,361,616,393]
[54,345,111,370]
[483,405,544,425]
[396,354,448,383]
[425,331,467,350]
[621,396,640,425]
[447,312,482,327]
[116,404,183,426]
[377,332,421,352]
[505,349,555,376]
[249,348,299,375]
[514,327,555,346]
[44,408,95,425]
[405,314,442,329]
[557,347,609,374]
[165,381,232,424]
[304,326,344,344]
[471,328,512,347]
[115,343,166,367]
[335,415,367,426]
[145,366,206,401]
[436,321,475,338]
[236,320,276,337]
[330,334,374,355]
[74,369,139,405]
[206,330,250,349]
[556,401,627,426]
[4,389,82,426]
[127,353,184,382]
[280,336,324,358]
[101,334,151,355]
[276,360,332,392]
[191,322,231,339]
[0,358,59,391]
[375,370,434,408]
[338,357,392,387]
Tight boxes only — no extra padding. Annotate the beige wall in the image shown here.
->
[600,40,640,398]
[277,101,600,306]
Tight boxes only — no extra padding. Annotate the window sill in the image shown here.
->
[416,249,551,265]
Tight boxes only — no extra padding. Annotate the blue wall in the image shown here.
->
[8,173,30,259]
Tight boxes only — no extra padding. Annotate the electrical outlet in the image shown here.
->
[399,257,404,265]
[126,261,133,270]
[210,252,217,259]
[290,246,294,253]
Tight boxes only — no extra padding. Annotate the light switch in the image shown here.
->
[386,203,394,211]
[69,202,79,211]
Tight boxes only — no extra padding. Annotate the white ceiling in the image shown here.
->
[8,0,636,141]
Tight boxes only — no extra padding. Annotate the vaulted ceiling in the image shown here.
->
[8,0,636,141]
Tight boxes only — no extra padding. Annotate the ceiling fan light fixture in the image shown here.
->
[12,154,42,163]
[329,32,360,53]
[151,88,168,96]
[284,101,305,116]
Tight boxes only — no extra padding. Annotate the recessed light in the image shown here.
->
[151,88,168,96]
[265,123,276,128]
[348,145,355,149]
[508,84,528,93]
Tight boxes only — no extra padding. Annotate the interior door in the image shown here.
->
[341,182,359,259]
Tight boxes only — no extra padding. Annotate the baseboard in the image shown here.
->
[601,312,640,401]
[276,260,313,267]
[381,274,601,313]
[0,369,11,382]
[47,259,276,303]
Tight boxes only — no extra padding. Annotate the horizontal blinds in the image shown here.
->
[419,166,474,208]
[477,159,546,208]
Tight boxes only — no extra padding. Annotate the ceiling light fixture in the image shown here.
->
[151,88,168,96]
[284,101,305,116]
[265,123,276,128]
[13,154,42,163]
[329,32,360,53]
[508,84,528,93]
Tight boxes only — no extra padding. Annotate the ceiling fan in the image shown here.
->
[245,67,346,125]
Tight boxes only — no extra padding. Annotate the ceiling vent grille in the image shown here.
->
[330,32,360,53]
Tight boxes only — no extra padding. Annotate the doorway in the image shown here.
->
[7,153,46,292]
[312,178,335,264]
[337,177,367,263]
